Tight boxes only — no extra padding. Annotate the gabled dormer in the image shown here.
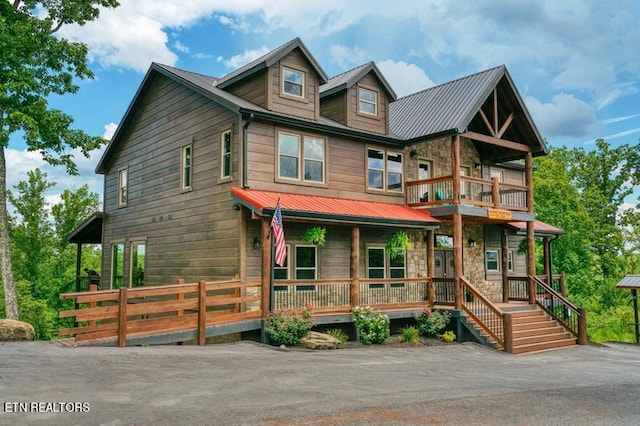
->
[320,61,397,135]
[215,37,328,121]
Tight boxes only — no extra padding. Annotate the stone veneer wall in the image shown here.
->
[405,136,481,180]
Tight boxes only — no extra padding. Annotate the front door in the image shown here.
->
[434,250,455,278]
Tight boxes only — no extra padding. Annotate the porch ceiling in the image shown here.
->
[231,187,440,228]
[68,212,103,244]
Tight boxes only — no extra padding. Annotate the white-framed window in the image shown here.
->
[181,144,192,190]
[367,148,403,193]
[486,249,500,272]
[278,131,325,183]
[367,247,386,279]
[274,245,290,280]
[282,66,305,98]
[418,159,432,180]
[117,168,128,206]
[508,250,514,272]
[490,169,503,181]
[358,87,378,115]
[221,129,232,179]
[111,243,124,289]
[295,245,317,291]
[130,241,146,288]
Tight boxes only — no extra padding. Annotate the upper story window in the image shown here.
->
[283,67,305,98]
[358,87,378,115]
[367,148,403,193]
[221,129,232,179]
[278,131,325,183]
[118,168,128,206]
[181,144,192,190]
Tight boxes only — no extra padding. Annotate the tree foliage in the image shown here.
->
[534,139,640,342]
[2,169,100,338]
[0,0,119,319]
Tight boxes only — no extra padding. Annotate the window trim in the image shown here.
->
[366,147,404,194]
[282,66,305,99]
[366,246,387,279]
[508,249,514,272]
[358,86,378,116]
[277,130,326,185]
[294,244,317,281]
[117,167,128,207]
[273,244,290,285]
[220,128,232,180]
[181,144,192,191]
[129,240,146,288]
[486,249,500,272]
[111,242,125,289]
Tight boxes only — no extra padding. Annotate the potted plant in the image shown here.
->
[303,226,326,247]
[386,231,412,259]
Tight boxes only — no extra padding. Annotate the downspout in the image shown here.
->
[242,113,254,188]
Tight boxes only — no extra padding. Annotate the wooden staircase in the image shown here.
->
[462,305,577,354]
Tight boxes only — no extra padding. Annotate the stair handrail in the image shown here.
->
[530,275,587,344]
[460,277,505,348]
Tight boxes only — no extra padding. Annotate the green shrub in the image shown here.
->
[400,326,421,344]
[442,330,456,343]
[415,306,451,337]
[266,306,314,346]
[352,306,390,345]
[325,328,349,343]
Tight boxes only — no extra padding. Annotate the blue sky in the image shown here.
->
[7,0,640,208]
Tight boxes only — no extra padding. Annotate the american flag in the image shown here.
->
[271,200,287,267]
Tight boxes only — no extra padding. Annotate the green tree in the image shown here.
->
[0,0,119,319]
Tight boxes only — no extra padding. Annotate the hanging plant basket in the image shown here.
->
[387,231,412,259]
[303,226,326,247]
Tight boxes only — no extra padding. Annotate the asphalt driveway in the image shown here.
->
[1,340,639,425]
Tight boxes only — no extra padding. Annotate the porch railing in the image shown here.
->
[358,278,429,307]
[272,279,351,312]
[406,175,529,211]
[432,278,455,305]
[59,279,262,346]
[460,277,505,349]
[531,275,587,344]
[508,274,565,301]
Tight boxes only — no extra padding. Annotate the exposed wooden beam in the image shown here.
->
[461,130,532,152]
[479,108,496,137]
[497,113,514,139]
[493,89,498,136]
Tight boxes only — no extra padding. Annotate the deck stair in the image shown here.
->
[462,304,577,354]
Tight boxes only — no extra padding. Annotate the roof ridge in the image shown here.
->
[325,61,372,82]
[394,64,505,101]
[156,63,219,82]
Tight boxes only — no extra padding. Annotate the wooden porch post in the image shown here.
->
[525,152,536,304]
[75,243,82,292]
[350,226,360,308]
[427,229,435,306]
[453,213,463,309]
[197,280,206,346]
[452,135,461,203]
[260,217,271,319]
[501,229,510,303]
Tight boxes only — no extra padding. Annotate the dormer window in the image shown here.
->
[358,87,378,115]
[283,67,305,98]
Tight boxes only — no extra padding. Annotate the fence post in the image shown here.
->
[503,312,513,353]
[87,284,98,328]
[176,278,185,316]
[577,307,588,345]
[118,287,128,347]
[197,280,207,345]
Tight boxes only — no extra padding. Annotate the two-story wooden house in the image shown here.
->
[68,38,584,352]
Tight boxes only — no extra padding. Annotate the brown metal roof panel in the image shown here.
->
[616,275,640,289]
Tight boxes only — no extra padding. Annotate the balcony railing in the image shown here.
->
[406,175,529,211]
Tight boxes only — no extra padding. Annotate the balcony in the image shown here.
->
[406,175,529,212]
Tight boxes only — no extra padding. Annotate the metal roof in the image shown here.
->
[231,187,440,228]
[506,220,564,236]
[616,275,640,289]
[68,212,104,244]
[320,61,397,100]
[215,37,328,89]
[389,65,506,140]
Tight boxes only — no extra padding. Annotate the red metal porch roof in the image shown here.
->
[507,220,564,236]
[231,187,440,228]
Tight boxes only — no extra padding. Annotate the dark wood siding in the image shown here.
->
[245,121,405,204]
[224,69,268,108]
[101,74,241,287]
[483,225,527,281]
[268,49,319,121]
[320,92,347,125]
[347,74,389,135]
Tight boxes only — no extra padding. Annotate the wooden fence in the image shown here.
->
[59,279,262,347]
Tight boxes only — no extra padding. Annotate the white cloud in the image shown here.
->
[174,40,190,53]
[217,47,270,69]
[329,44,367,68]
[376,60,434,98]
[103,122,118,140]
[525,93,601,140]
